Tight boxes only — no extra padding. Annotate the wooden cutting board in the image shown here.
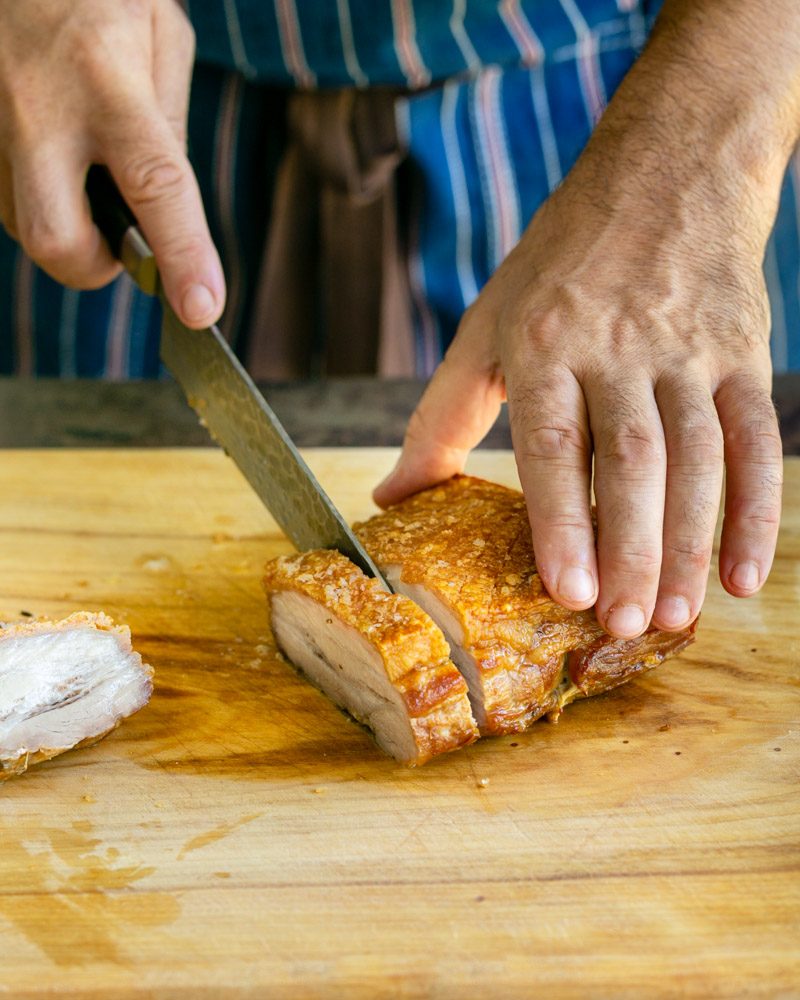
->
[1,448,798,999]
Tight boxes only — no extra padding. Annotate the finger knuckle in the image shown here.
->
[603,546,662,577]
[663,537,713,571]
[119,150,186,206]
[529,303,566,344]
[72,20,140,87]
[21,218,77,266]
[600,423,664,467]
[536,516,591,535]
[73,39,114,86]
[726,415,783,462]
[519,421,590,463]
[727,496,782,532]
[669,413,724,467]
[158,233,212,266]
[718,374,782,455]
[673,441,724,472]
[508,298,574,355]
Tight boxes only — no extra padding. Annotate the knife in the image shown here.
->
[85,165,390,588]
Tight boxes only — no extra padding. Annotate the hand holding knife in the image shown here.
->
[85,165,390,589]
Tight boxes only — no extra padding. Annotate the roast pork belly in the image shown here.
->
[355,476,696,735]
[263,550,479,765]
[0,612,153,781]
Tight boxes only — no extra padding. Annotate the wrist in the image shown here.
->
[578,1,800,250]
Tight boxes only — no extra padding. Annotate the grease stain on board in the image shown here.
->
[0,818,179,967]
[177,812,263,860]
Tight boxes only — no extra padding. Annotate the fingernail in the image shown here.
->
[654,595,691,629]
[182,283,217,324]
[730,561,760,593]
[557,567,596,605]
[606,604,647,638]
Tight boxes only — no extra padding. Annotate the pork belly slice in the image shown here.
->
[0,612,153,781]
[263,550,479,765]
[355,475,696,735]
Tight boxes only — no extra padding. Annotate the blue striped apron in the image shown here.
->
[0,0,797,376]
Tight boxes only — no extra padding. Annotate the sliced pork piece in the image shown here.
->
[263,550,479,765]
[0,612,153,780]
[355,476,696,735]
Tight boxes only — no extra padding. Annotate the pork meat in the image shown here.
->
[0,612,153,780]
[355,475,697,735]
[264,550,479,765]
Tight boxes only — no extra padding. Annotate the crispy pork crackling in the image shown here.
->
[355,476,696,736]
[0,612,153,780]
[263,550,479,765]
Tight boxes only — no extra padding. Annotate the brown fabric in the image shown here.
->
[246,88,415,380]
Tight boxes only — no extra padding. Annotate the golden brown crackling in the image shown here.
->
[567,620,699,697]
[396,665,466,717]
[356,475,696,735]
[263,550,459,703]
[355,475,603,659]
[263,550,479,764]
[0,611,144,647]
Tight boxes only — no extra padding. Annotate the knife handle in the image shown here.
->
[85,165,159,296]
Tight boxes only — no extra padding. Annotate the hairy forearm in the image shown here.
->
[652,0,800,148]
[576,0,800,253]
[658,1,798,172]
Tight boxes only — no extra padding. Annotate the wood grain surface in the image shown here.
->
[0,449,798,999]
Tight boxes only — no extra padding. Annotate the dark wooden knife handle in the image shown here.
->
[85,165,158,296]
[85,165,136,260]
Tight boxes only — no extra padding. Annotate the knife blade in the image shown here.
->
[85,165,390,587]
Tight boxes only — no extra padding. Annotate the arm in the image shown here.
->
[0,0,224,327]
[375,0,800,638]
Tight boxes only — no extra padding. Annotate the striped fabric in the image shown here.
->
[190,0,650,89]
[0,0,798,377]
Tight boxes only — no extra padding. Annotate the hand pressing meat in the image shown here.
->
[264,550,479,765]
[0,612,153,780]
[374,1,798,641]
[358,476,696,735]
